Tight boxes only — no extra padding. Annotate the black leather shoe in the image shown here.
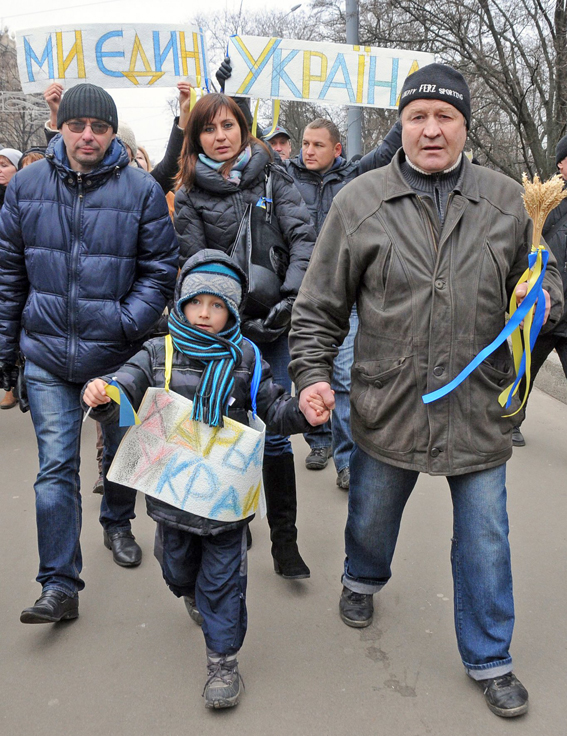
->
[475,672,529,717]
[512,426,526,447]
[20,590,79,624]
[339,586,373,628]
[103,529,142,567]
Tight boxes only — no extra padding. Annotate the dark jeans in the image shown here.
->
[155,523,248,656]
[25,360,137,596]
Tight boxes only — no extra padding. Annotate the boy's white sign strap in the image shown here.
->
[108,387,266,523]
[16,24,210,93]
[225,35,434,109]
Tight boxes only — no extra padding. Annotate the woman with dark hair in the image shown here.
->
[175,93,317,580]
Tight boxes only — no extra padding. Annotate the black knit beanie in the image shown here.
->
[556,135,567,166]
[57,84,118,132]
[398,63,471,128]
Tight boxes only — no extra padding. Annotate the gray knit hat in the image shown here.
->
[178,261,243,325]
[556,135,567,166]
[118,121,137,159]
[57,84,118,132]
[399,63,471,128]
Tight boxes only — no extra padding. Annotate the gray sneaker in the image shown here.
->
[203,650,243,709]
[336,467,350,490]
[183,595,204,626]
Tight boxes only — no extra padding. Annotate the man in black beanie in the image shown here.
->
[512,133,567,446]
[0,83,178,624]
[289,63,564,718]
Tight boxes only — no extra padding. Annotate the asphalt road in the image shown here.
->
[1,388,565,736]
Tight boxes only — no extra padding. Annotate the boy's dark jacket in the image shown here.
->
[82,250,310,536]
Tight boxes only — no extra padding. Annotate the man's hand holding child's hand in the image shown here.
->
[83,379,111,408]
[299,382,335,426]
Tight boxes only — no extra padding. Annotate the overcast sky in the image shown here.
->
[3,0,283,161]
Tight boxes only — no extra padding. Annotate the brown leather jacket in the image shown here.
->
[289,151,564,475]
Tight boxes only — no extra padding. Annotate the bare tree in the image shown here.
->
[0,29,46,151]
[313,0,567,180]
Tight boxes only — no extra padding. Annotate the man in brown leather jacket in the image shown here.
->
[289,63,563,718]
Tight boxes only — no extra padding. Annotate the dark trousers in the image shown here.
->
[519,331,567,424]
[154,523,248,656]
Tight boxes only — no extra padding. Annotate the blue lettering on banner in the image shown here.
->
[24,36,54,82]
[318,53,355,102]
[270,48,301,98]
[153,31,180,75]
[367,55,398,106]
[95,31,125,77]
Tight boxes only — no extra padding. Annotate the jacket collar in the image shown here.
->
[383,149,480,204]
[46,133,130,180]
[290,153,355,180]
[193,142,270,194]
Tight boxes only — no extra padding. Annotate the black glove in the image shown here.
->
[263,297,295,330]
[241,318,287,344]
[215,57,232,92]
[0,362,19,391]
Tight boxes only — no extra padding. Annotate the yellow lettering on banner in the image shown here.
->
[56,30,86,79]
[302,51,328,99]
[356,55,365,103]
[122,34,165,85]
[241,481,261,517]
[395,59,420,105]
[179,31,201,79]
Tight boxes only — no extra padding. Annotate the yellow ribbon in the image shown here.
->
[164,334,173,392]
[262,99,281,139]
[251,99,260,138]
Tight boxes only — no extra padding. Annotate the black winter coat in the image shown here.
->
[0,134,179,383]
[174,143,316,300]
[542,194,567,336]
[283,120,402,235]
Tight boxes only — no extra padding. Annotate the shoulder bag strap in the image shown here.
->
[164,334,174,392]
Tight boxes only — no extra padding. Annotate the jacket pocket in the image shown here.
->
[468,358,518,454]
[350,357,417,453]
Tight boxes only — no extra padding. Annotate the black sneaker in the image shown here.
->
[512,427,525,447]
[305,446,331,470]
[339,586,373,628]
[475,672,528,717]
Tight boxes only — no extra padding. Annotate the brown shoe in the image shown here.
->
[0,390,18,410]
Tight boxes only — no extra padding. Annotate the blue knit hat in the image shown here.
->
[178,261,243,324]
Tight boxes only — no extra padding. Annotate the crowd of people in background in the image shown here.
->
[1,59,566,718]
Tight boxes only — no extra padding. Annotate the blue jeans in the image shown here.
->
[330,307,357,473]
[256,333,293,457]
[343,447,514,680]
[155,523,248,655]
[303,309,357,471]
[25,360,137,596]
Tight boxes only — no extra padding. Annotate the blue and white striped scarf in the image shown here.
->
[168,310,244,427]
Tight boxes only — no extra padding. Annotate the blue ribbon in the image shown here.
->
[422,250,548,405]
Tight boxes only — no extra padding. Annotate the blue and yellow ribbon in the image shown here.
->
[422,243,549,416]
[105,379,141,427]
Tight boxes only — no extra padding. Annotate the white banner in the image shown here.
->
[108,388,266,523]
[225,35,434,109]
[16,24,210,93]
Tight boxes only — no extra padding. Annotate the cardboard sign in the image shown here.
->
[108,388,266,523]
[225,35,434,108]
[16,23,210,92]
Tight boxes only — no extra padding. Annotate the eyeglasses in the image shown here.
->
[66,120,110,135]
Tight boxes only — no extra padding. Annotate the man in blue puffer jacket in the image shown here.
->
[0,83,178,624]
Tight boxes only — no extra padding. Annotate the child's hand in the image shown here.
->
[83,379,111,408]
[305,389,333,425]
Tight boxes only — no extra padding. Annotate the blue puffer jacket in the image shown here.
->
[0,134,179,384]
